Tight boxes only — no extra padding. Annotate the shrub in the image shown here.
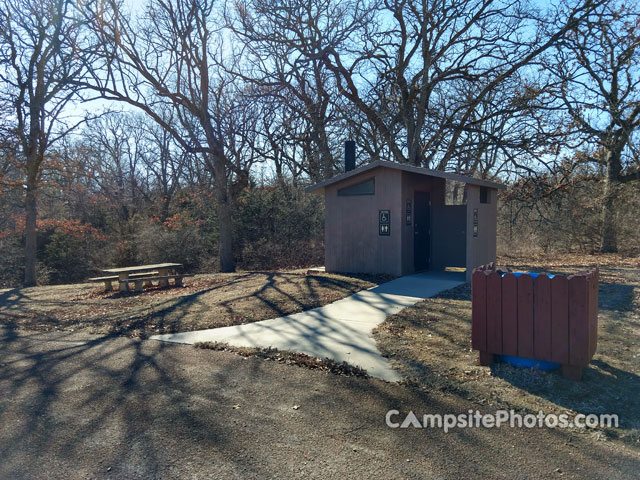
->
[234,184,324,269]
[41,221,107,284]
[135,213,212,271]
[0,235,24,288]
[498,176,640,256]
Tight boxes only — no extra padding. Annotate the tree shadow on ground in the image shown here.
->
[490,360,640,435]
[0,271,379,338]
[0,324,232,478]
[1,324,638,479]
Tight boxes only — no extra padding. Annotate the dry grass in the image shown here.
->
[374,253,640,448]
[0,270,382,338]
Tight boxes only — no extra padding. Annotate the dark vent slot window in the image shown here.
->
[338,178,375,196]
[480,187,489,204]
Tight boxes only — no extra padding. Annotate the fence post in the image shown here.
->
[568,275,589,367]
[501,273,518,357]
[517,274,534,358]
[486,272,503,355]
[588,268,599,358]
[472,270,488,359]
[534,275,552,361]
[550,276,569,365]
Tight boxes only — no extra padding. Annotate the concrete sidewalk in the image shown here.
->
[151,272,465,381]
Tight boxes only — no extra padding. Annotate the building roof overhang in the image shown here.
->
[305,160,506,193]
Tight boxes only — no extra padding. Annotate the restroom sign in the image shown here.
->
[473,208,478,237]
[379,210,390,236]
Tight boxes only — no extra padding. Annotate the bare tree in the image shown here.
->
[86,0,257,271]
[442,71,568,179]
[230,2,346,180]
[236,0,605,175]
[80,113,145,223]
[131,112,188,221]
[543,0,640,252]
[0,0,92,286]
[250,97,306,186]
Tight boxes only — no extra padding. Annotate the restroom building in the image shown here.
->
[306,153,504,281]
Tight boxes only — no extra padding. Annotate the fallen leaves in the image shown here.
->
[195,342,369,378]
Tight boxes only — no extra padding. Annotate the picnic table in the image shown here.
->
[89,263,191,292]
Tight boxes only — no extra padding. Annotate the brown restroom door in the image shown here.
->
[414,191,431,271]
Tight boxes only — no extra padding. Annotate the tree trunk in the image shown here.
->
[405,118,421,166]
[273,150,287,189]
[210,151,235,272]
[309,115,333,180]
[217,195,235,272]
[161,195,170,222]
[320,141,333,180]
[24,178,38,287]
[600,150,620,253]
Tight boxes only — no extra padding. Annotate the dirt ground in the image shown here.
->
[0,271,382,337]
[1,327,638,479]
[374,253,640,450]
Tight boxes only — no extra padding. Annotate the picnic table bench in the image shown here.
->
[89,271,159,291]
[90,263,193,292]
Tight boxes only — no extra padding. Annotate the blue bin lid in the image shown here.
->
[504,272,555,279]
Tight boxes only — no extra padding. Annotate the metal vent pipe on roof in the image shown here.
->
[345,140,356,172]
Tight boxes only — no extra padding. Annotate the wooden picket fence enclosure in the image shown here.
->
[471,264,599,380]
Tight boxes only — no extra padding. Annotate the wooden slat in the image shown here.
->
[130,271,159,278]
[119,274,194,282]
[501,273,518,356]
[586,272,595,358]
[471,270,487,351]
[486,272,502,354]
[88,276,118,282]
[517,274,534,358]
[569,275,589,366]
[534,275,552,361]
[102,263,182,274]
[551,276,569,364]
[589,268,599,358]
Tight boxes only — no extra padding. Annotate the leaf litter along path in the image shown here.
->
[152,271,467,381]
[0,271,387,338]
